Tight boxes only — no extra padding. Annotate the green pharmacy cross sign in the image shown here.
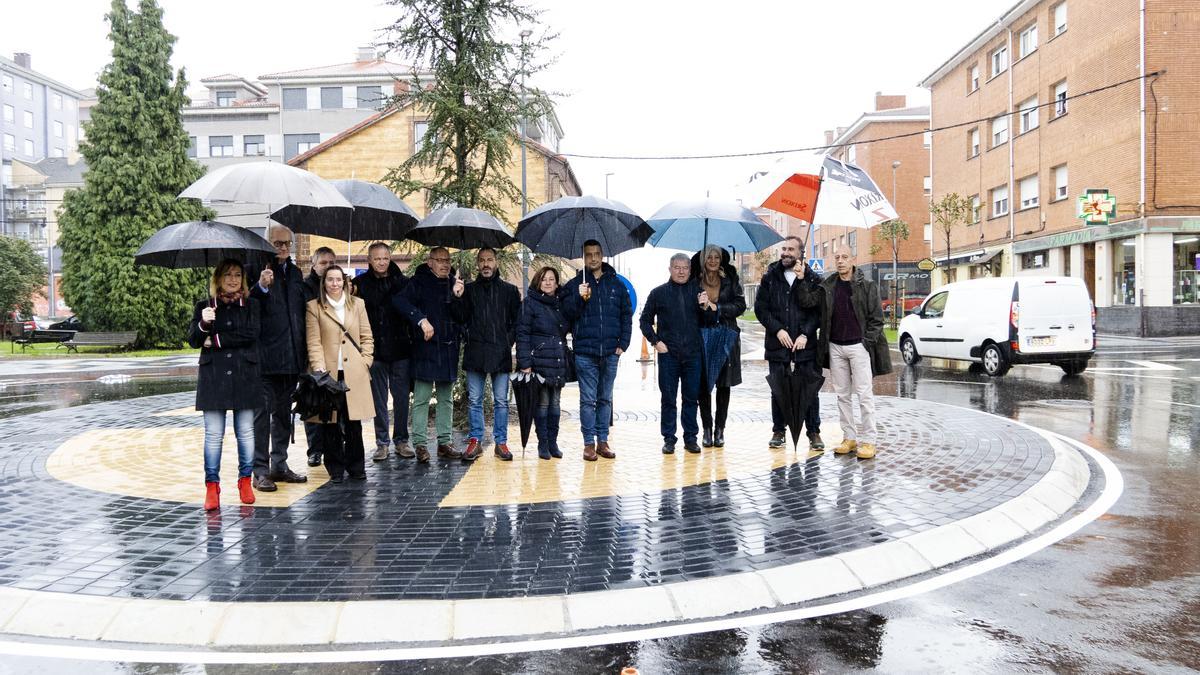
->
[1077,188,1117,226]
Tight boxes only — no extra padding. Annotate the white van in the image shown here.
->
[897,276,1095,376]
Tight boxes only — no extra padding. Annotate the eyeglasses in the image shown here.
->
[430,257,451,263]
[272,240,292,248]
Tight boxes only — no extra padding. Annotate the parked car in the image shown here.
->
[1,312,49,339]
[881,294,926,315]
[49,316,85,332]
[897,276,1095,376]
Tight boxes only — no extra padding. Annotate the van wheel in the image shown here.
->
[900,335,921,365]
[981,343,1010,377]
[1060,359,1088,376]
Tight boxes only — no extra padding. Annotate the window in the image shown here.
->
[357,85,383,109]
[2,104,11,123]
[1018,96,1038,133]
[991,185,1009,217]
[23,139,34,156]
[1,74,11,93]
[187,136,196,158]
[991,45,1008,77]
[923,176,932,194]
[52,93,62,110]
[208,135,234,157]
[2,134,13,152]
[991,114,1008,147]
[969,64,980,92]
[1053,81,1068,117]
[51,147,64,158]
[971,195,981,223]
[847,144,857,163]
[53,121,63,138]
[413,120,429,149]
[1054,165,1068,200]
[923,130,932,147]
[1019,175,1039,209]
[969,127,980,157]
[282,87,307,110]
[1022,251,1047,269]
[848,231,857,256]
[1018,24,1038,58]
[243,134,265,156]
[22,110,33,129]
[22,82,32,99]
[1173,234,1200,304]
[284,132,321,160]
[1053,2,1067,36]
[924,223,932,242]
[216,90,235,107]
[320,87,343,109]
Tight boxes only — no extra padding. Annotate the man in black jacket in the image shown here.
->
[353,242,413,463]
[755,235,824,452]
[301,246,335,468]
[460,247,521,462]
[245,224,309,492]
[640,253,713,454]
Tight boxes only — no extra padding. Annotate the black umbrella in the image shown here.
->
[269,179,419,243]
[407,207,515,249]
[516,195,652,258]
[510,371,544,456]
[134,220,276,269]
[765,353,825,450]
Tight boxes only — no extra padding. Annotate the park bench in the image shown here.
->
[12,329,77,353]
[60,331,139,353]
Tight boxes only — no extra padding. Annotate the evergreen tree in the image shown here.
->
[58,0,210,347]
[0,236,47,320]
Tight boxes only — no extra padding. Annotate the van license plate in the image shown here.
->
[1030,336,1056,347]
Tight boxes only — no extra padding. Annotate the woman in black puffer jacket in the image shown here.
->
[516,266,569,460]
[690,245,747,448]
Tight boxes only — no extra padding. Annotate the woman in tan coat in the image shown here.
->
[306,265,374,483]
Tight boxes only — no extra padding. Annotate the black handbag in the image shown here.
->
[564,346,577,383]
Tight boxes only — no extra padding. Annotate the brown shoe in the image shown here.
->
[415,445,430,463]
[437,444,463,459]
[395,442,415,459]
[462,438,482,462]
[493,443,513,461]
[596,440,616,459]
[583,443,598,462]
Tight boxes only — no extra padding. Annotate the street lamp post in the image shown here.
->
[519,28,533,294]
[891,160,901,327]
[604,172,614,199]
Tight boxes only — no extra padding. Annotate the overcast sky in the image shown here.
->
[3,0,1014,287]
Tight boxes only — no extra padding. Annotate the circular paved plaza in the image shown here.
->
[0,386,1108,656]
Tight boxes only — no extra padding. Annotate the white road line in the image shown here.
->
[1153,399,1200,409]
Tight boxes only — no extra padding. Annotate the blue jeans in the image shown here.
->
[657,351,701,444]
[466,370,509,444]
[370,358,411,447]
[575,353,619,445]
[203,409,255,483]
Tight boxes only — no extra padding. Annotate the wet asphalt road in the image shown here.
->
[1,338,1198,674]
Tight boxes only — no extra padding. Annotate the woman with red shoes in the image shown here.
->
[188,259,263,510]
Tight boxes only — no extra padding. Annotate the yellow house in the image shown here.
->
[288,104,582,268]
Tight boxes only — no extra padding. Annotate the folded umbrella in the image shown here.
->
[765,353,825,451]
[646,199,782,252]
[134,220,276,269]
[516,195,652,258]
[406,207,515,249]
[510,371,544,456]
[700,325,739,393]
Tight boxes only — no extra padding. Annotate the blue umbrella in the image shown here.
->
[700,325,738,393]
[646,199,783,252]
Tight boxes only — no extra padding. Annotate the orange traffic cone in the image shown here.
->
[637,335,653,363]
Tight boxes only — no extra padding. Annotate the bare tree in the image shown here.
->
[930,193,972,278]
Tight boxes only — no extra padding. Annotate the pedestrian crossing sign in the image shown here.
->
[808,258,825,274]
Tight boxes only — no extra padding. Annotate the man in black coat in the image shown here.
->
[460,247,521,462]
[245,224,309,492]
[755,235,824,452]
[640,253,714,455]
[301,246,335,468]
[353,242,414,463]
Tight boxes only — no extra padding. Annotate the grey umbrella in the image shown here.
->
[133,220,276,269]
[269,179,419,242]
[516,195,652,258]
[406,207,515,249]
[179,162,352,209]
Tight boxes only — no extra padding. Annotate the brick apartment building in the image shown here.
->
[816,94,932,309]
[921,0,1200,335]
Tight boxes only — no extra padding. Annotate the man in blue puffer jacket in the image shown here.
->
[562,240,632,461]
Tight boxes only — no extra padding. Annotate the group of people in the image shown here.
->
[191,224,889,511]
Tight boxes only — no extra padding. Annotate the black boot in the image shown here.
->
[713,427,725,447]
[702,426,714,448]
[534,413,551,460]
[547,413,563,458]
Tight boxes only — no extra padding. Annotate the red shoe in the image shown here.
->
[494,443,512,461]
[204,481,220,511]
[462,437,482,462]
[237,476,255,505]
